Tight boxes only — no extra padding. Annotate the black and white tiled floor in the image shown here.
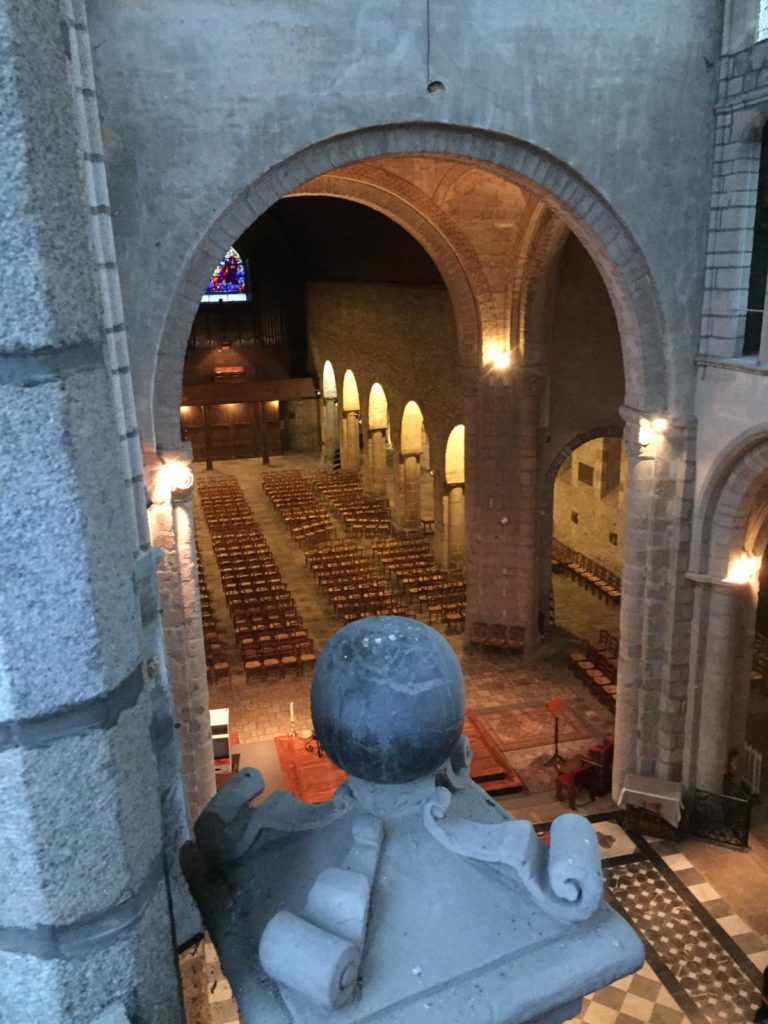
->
[201,815,767,1023]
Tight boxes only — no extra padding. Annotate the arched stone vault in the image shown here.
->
[152,124,668,451]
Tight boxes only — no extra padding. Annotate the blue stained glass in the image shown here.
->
[205,247,246,296]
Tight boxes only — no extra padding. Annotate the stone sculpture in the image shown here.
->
[185,616,643,1024]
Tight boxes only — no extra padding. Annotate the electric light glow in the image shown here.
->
[723,553,760,585]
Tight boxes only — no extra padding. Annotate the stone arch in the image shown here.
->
[692,427,768,580]
[367,382,388,429]
[538,425,626,629]
[686,427,768,792]
[339,369,361,472]
[153,124,667,451]
[290,171,487,374]
[321,359,337,399]
[400,400,425,455]
[445,424,465,485]
[542,425,625,510]
[365,382,390,497]
[393,401,427,536]
[341,369,360,412]
[319,360,339,466]
[443,424,466,569]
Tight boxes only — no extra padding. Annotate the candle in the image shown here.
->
[289,701,295,723]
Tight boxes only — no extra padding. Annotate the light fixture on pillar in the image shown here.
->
[723,552,760,584]
[638,416,668,449]
[484,340,511,372]
[153,461,195,503]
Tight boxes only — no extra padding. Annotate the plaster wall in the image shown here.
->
[87,0,721,442]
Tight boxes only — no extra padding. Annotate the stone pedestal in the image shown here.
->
[186,618,643,1024]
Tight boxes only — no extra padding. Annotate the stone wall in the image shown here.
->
[552,438,627,575]
[86,0,721,444]
[306,281,462,455]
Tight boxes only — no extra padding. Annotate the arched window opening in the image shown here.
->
[201,247,247,303]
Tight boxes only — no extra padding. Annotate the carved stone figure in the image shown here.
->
[184,616,643,1024]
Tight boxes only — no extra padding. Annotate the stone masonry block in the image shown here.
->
[0,371,140,721]
[0,687,163,930]
[0,879,181,1024]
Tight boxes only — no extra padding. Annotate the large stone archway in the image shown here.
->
[686,428,768,792]
[148,123,692,799]
[152,124,668,453]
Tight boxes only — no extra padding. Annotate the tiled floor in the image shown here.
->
[191,454,768,1024]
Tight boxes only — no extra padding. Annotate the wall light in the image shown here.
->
[638,416,668,448]
[153,462,195,504]
[489,349,511,371]
[723,552,760,585]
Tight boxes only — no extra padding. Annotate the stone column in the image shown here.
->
[393,454,423,536]
[341,411,360,473]
[612,411,697,796]
[464,371,543,649]
[146,450,216,825]
[366,429,388,496]
[0,3,182,1018]
[66,0,199,947]
[446,485,466,570]
[321,399,339,467]
[685,576,756,793]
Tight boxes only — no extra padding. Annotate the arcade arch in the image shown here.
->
[443,425,466,569]
[365,383,389,497]
[145,125,694,801]
[320,360,339,467]
[340,369,361,473]
[687,430,768,794]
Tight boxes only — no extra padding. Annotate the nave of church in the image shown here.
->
[8,4,768,1022]
[183,453,768,1024]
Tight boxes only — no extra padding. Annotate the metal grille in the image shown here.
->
[686,788,751,849]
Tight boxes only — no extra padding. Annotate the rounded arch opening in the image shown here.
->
[322,359,337,399]
[445,424,466,485]
[342,369,360,413]
[153,124,667,453]
[400,400,424,456]
[368,382,388,430]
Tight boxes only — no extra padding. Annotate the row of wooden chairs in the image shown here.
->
[371,538,467,632]
[199,567,232,684]
[262,470,336,548]
[310,471,392,537]
[567,639,617,709]
[551,539,621,604]
[197,475,318,683]
[305,540,408,623]
[469,622,525,654]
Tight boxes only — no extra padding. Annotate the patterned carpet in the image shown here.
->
[473,701,592,750]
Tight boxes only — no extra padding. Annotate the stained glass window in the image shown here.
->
[201,247,247,303]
